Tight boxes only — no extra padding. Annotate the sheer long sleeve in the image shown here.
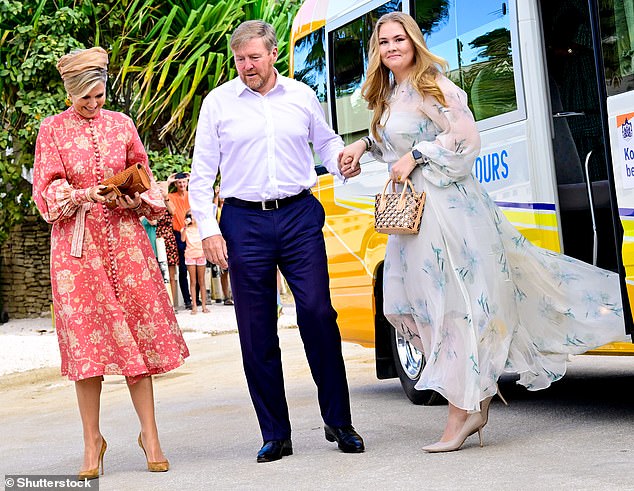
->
[415,76,481,187]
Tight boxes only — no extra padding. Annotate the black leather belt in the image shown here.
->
[224,189,311,211]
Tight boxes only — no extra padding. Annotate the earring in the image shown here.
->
[65,96,72,107]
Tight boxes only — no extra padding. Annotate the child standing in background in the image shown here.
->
[213,185,234,306]
[182,209,208,315]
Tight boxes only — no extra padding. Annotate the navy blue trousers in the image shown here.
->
[220,194,352,441]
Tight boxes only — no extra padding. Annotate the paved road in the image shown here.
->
[1,329,633,490]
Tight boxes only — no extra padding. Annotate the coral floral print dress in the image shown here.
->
[33,107,189,382]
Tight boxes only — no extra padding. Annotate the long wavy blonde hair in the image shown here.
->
[362,12,448,141]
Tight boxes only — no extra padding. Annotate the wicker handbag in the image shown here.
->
[374,178,425,234]
[100,163,150,208]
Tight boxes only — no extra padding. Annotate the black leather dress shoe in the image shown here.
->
[256,439,293,463]
[324,425,365,453]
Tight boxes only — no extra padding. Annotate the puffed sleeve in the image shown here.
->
[32,117,94,223]
[124,117,166,221]
[415,75,481,187]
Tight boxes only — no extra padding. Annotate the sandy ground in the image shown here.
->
[0,298,297,378]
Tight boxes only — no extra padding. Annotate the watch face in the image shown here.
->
[412,149,423,160]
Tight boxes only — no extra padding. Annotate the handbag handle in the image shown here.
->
[378,178,417,212]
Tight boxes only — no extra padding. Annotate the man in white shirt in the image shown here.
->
[189,20,364,463]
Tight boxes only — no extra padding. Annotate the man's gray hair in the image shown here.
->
[230,20,277,52]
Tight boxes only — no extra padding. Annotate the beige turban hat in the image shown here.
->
[56,47,109,80]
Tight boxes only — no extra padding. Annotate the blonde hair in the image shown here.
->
[362,12,448,141]
[64,67,108,98]
[57,47,108,98]
[230,20,277,52]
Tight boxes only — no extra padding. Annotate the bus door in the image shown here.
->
[540,0,621,272]
[596,0,634,334]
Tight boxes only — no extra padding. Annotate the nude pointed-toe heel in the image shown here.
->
[138,433,170,472]
[422,412,485,453]
[78,437,107,480]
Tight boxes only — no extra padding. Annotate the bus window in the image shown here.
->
[332,15,369,144]
[600,0,634,97]
[294,27,328,173]
[414,0,517,122]
[331,1,402,144]
[293,27,327,106]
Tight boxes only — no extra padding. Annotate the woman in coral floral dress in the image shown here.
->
[32,47,189,479]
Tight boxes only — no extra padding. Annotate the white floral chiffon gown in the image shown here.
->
[371,75,626,411]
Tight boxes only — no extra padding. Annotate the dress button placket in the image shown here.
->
[88,120,120,299]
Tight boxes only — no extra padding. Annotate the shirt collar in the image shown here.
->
[234,68,286,97]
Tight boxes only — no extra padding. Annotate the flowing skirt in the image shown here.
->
[383,167,627,411]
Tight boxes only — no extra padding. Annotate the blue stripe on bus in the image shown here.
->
[494,201,556,211]
[619,208,634,217]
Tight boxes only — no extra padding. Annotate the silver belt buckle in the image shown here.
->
[261,200,279,211]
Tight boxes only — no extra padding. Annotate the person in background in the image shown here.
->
[156,180,179,306]
[213,185,233,306]
[338,12,626,453]
[140,217,158,259]
[32,46,189,478]
[181,209,208,315]
[220,269,233,306]
[276,269,283,318]
[189,20,365,463]
[167,172,193,309]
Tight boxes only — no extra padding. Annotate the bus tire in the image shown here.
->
[389,321,442,406]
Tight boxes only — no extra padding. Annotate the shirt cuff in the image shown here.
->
[198,216,221,239]
[331,165,346,182]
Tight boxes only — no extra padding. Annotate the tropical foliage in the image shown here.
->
[0,0,301,244]
[111,0,300,153]
[0,0,97,244]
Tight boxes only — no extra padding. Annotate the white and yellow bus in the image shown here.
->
[290,0,634,404]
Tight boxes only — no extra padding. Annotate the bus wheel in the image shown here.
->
[389,326,441,406]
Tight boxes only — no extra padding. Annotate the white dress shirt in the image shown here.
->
[189,71,344,239]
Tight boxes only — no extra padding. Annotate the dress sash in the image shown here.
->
[70,203,92,258]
